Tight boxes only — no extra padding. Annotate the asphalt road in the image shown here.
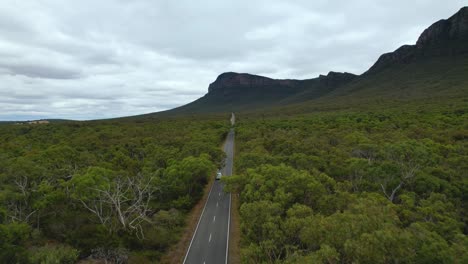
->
[183,117,235,264]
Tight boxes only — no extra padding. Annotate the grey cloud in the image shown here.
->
[1,64,82,79]
[0,0,464,120]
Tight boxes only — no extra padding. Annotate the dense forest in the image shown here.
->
[225,101,467,263]
[0,117,228,263]
[2,101,467,263]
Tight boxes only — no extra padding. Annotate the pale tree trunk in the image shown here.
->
[78,174,155,239]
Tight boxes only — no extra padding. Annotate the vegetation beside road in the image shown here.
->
[225,100,467,263]
[0,117,228,263]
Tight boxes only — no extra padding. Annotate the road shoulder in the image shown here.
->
[160,174,215,264]
[228,129,241,264]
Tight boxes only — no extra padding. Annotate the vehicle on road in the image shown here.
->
[216,171,222,180]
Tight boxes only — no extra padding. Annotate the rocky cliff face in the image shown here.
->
[174,71,357,113]
[317,71,357,89]
[207,72,300,93]
[367,7,468,74]
[417,7,468,46]
[207,71,355,94]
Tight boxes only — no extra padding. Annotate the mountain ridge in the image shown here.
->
[142,7,468,117]
[366,6,468,74]
[172,71,357,113]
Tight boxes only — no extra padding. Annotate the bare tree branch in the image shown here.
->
[77,174,156,239]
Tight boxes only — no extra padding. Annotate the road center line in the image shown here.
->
[213,215,216,222]
[209,233,212,243]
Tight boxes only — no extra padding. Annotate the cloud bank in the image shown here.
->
[0,0,462,120]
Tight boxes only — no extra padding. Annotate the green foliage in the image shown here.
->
[164,154,215,208]
[228,103,467,263]
[0,116,229,262]
[0,222,31,263]
[69,166,114,200]
[28,244,79,264]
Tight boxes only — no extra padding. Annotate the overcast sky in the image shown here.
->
[0,1,464,120]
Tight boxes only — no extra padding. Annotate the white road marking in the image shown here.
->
[182,178,216,264]
[184,125,235,264]
[226,193,232,264]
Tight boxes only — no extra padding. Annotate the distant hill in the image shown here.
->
[148,7,468,116]
[170,71,356,114]
[0,119,72,124]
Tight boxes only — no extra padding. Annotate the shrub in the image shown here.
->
[28,244,79,264]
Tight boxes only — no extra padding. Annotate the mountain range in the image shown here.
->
[163,7,468,115]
